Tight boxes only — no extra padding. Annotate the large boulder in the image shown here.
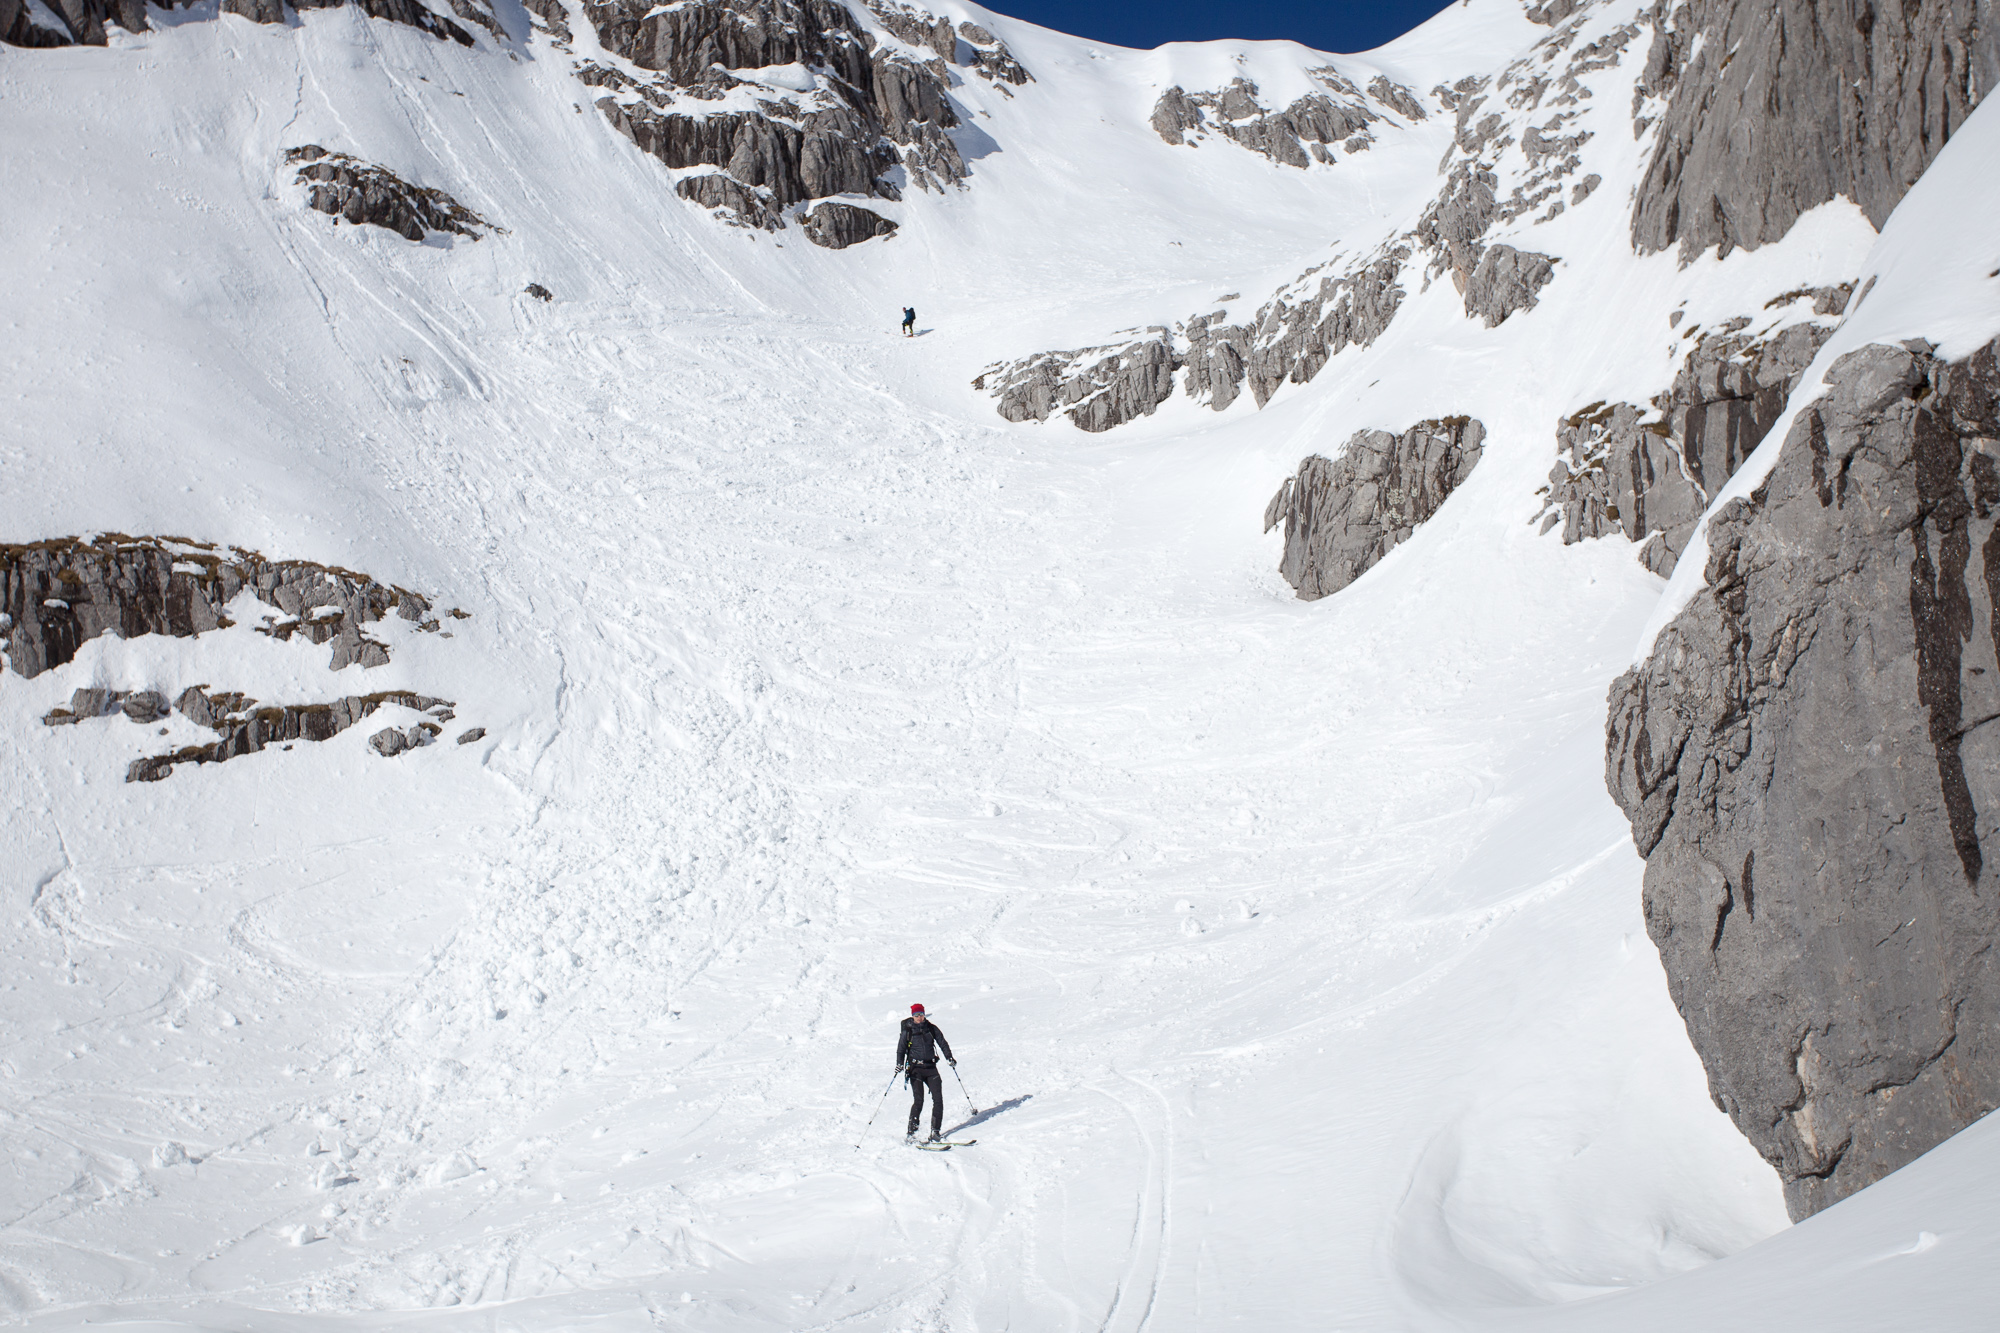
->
[1263,418,1485,599]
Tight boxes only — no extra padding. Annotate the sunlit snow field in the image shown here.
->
[4,0,2000,1328]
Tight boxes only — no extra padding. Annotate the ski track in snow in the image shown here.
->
[5,0,2000,1328]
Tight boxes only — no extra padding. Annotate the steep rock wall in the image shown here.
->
[1631,0,1996,260]
[1605,337,2000,1219]
[583,0,1018,230]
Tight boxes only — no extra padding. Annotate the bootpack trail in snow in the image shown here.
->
[3,0,2000,1328]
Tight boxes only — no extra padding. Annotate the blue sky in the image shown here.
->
[989,0,1462,53]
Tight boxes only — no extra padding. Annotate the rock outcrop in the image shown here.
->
[1538,305,1843,574]
[1,535,442,678]
[974,248,1409,431]
[989,9,1647,433]
[580,0,1024,231]
[1149,75,1382,166]
[1263,418,1485,599]
[122,687,452,781]
[1605,337,2000,1219]
[1461,244,1556,327]
[287,146,494,242]
[866,3,1031,88]
[973,330,1181,433]
[1631,0,1994,261]
[802,201,898,248]
[2,0,493,46]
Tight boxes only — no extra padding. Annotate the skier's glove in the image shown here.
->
[949,1058,957,1066]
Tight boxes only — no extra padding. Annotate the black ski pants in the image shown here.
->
[905,1061,944,1135]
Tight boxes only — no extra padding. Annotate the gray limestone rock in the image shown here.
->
[979,247,1407,431]
[955,20,1031,86]
[1181,312,1252,412]
[1242,248,1408,407]
[1539,317,1839,575]
[802,202,897,249]
[1,535,439,679]
[1525,0,1584,22]
[222,0,287,22]
[369,726,411,758]
[1415,161,1498,292]
[286,146,493,241]
[457,726,487,744]
[1150,86,1204,144]
[1367,74,1428,121]
[5,0,155,43]
[118,685,453,780]
[1632,0,1992,261]
[45,686,126,725]
[1605,336,2000,1219]
[1669,319,1831,496]
[582,0,994,230]
[1462,244,1556,327]
[1146,77,1375,165]
[866,0,954,62]
[675,173,785,231]
[120,690,168,723]
[521,0,570,42]
[1264,418,1486,599]
[525,282,554,302]
[973,330,1182,433]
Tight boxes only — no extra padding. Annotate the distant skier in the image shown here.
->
[896,1003,955,1142]
[901,307,916,337]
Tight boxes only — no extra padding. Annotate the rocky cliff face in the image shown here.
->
[580,0,1021,235]
[1,535,442,677]
[1538,294,1847,574]
[1605,337,2000,1219]
[1631,0,1995,260]
[1263,418,1485,599]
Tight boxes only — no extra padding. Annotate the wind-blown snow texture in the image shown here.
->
[2,0,1998,1330]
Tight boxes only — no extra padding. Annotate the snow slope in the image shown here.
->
[2,0,1998,1328]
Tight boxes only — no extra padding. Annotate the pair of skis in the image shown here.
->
[855,1061,984,1150]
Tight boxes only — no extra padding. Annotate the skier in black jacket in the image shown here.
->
[896,1003,955,1141]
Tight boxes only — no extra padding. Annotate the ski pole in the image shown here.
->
[854,1069,901,1149]
[948,1060,980,1115]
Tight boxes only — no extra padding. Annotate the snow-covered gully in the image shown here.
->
[4,0,2000,1328]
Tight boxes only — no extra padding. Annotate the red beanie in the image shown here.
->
[910,1003,926,1014]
